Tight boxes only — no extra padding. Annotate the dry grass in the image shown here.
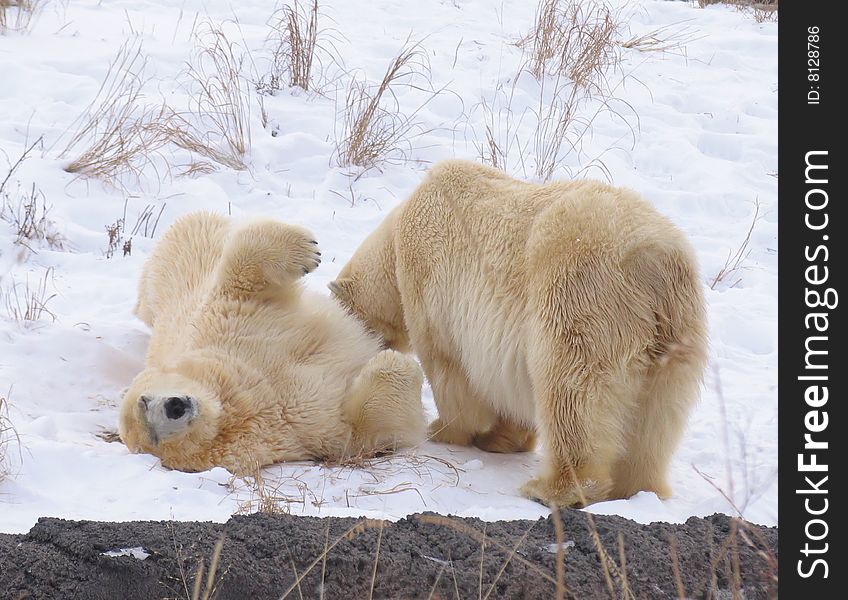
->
[229,451,461,516]
[675,366,778,598]
[0,391,20,483]
[0,0,43,34]
[519,0,622,92]
[278,518,386,599]
[2,183,66,251]
[698,0,778,23]
[59,40,172,189]
[128,203,166,238]
[258,0,330,94]
[469,75,529,172]
[620,20,702,55]
[471,0,637,182]
[516,0,637,182]
[419,514,562,594]
[169,23,252,171]
[4,266,56,324]
[669,516,777,598]
[189,535,226,600]
[60,24,252,189]
[531,70,623,182]
[1,136,66,251]
[104,218,127,259]
[333,38,437,170]
[709,198,760,289]
[230,464,312,515]
[0,135,41,196]
[165,522,228,600]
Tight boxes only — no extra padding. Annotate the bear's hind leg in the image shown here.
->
[521,294,639,507]
[521,361,628,508]
[422,353,499,447]
[611,346,704,500]
[343,350,426,457]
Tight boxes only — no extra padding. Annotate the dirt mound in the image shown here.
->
[0,510,776,599]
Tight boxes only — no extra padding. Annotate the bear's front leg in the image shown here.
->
[216,219,322,296]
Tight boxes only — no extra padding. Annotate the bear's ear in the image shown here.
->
[328,278,352,302]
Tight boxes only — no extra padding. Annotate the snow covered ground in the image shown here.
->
[0,0,777,534]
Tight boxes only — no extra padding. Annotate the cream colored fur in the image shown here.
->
[330,160,708,507]
[120,211,426,474]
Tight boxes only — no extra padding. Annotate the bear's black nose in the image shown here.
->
[164,396,190,420]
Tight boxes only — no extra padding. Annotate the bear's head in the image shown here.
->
[329,208,410,352]
[119,367,222,471]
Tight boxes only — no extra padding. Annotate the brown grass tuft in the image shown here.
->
[519,0,622,92]
[2,182,66,251]
[471,0,637,182]
[259,0,327,94]
[59,40,172,189]
[1,136,66,252]
[0,0,43,34]
[333,38,437,170]
[699,0,778,23]
[168,23,252,171]
[60,24,252,189]
[4,265,57,324]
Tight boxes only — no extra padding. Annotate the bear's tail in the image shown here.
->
[344,350,427,456]
[213,218,321,298]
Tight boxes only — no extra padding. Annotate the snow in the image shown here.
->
[101,547,151,560]
[0,0,777,533]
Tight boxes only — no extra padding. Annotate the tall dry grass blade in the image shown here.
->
[710,198,760,289]
[584,511,634,600]
[478,522,486,600]
[200,535,225,600]
[319,522,329,600]
[284,541,305,600]
[191,560,205,600]
[550,506,567,600]
[669,537,686,599]
[427,558,449,600]
[169,521,193,600]
[617,533,631,599]
[368,520,384,600]
[482,521,537,600]
[279,519,385,599]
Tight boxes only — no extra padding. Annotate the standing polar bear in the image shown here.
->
[330,160,708,507]
[119,211,426,474]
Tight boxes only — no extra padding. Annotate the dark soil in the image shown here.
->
[0,510,777,599]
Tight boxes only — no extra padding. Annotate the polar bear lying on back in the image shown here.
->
[330,160,708,507]
[119,211,426,474]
